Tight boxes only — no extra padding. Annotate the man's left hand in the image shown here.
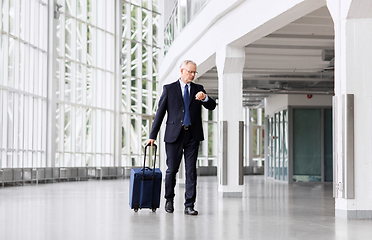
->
[195,91,206,101]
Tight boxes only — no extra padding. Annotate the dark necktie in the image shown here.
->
[183,84,191,127]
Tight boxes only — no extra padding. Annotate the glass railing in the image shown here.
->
[164,0,209,55]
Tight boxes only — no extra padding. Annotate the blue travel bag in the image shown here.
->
[129,144,162,212]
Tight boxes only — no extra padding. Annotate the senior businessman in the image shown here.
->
[148,60,216,215]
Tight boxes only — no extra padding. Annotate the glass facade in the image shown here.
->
[1,0,160,169]
[55,0,116,167]
[0,0,48,168]
[268,108,332,182]
[267,110,288,181]
[121,0,160,167]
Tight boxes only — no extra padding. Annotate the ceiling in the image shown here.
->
[197,6,335,108]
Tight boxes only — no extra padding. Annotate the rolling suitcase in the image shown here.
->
[129,143,162,212]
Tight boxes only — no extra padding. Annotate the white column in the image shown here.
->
[47,1,58,167]
[327,0,372,219]
[216,45,245,197]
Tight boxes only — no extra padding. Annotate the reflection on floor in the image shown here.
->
[1,176,371,240]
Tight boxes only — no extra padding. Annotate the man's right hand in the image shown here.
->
[148,139,155,146]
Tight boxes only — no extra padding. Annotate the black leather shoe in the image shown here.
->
[184,207,198,215]
[165,200,174,213]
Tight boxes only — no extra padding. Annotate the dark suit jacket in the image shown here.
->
[150,80,216,143]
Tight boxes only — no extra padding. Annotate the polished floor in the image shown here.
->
[1,176,371,240]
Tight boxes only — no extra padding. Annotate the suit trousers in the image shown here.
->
[164,127,199,208]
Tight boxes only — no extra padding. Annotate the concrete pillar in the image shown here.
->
[327,0,372,219]
[216,45,245,197]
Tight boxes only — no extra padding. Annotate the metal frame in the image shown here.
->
[343,94,354,199]
[221,121,227,185]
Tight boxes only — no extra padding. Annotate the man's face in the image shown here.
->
[180,63,197,84]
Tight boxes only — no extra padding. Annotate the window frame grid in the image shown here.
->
[120,1,160,166]
[55,0,116,167]
[0,0,47,168]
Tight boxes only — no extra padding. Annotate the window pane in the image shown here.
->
[65,0,74,16]
[122,39,129,76]
[86,108,93,153]
[106,0,114,33]
[106,33,114,72]
[142,8,149,44]
[64,61,72,102]
[152,47,159,81]
[152,0,158,12]
[96,109,102,153]
[142,44,150,79]
[56,103,60,151]
[39,4,48,51]
[141,118,149,148]
[77,0,86,21]
[7,92,14,149]
[122,3,128,39]
[122,76,128,112]
[20,0,29,41]
[8,0,15,35]
[131,78,138,113]
[76,21,83,62]
[86,66,93,105]
[97,0,105,29]
[142,80,148,114]
[130,114,138,154]
[8,37,15,88]
[97,29,104,69]
[76,64,83,104]
[65,16,73,59]
[76,106,83,152]
[152,13,159,46]
[96,69,103,108]
[121,113,128,154]
[131,5,139,41]
[152,81,157,114]
[56,58,62,100]
[106,72,114,110]
[131,41,139,77]
[64,104,72,151]
[87,25,95,65]
[87,0,96,24]
[56,17,63,57]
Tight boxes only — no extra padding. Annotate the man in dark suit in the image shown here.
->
[148,60,216,215]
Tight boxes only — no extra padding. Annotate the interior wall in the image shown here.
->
[265,95,289,117]
[265,94,332,117]
[288,94,332,107]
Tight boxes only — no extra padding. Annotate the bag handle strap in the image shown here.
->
[143,143,157,180]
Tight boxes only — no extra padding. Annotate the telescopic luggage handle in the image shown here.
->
[143,143,157,180]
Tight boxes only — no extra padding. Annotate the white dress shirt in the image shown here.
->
[179,79,209,102]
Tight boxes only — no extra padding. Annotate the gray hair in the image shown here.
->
[179,60,197,69]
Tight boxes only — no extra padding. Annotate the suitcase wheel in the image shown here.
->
[134,208,139,212]
[152,208,156,212]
